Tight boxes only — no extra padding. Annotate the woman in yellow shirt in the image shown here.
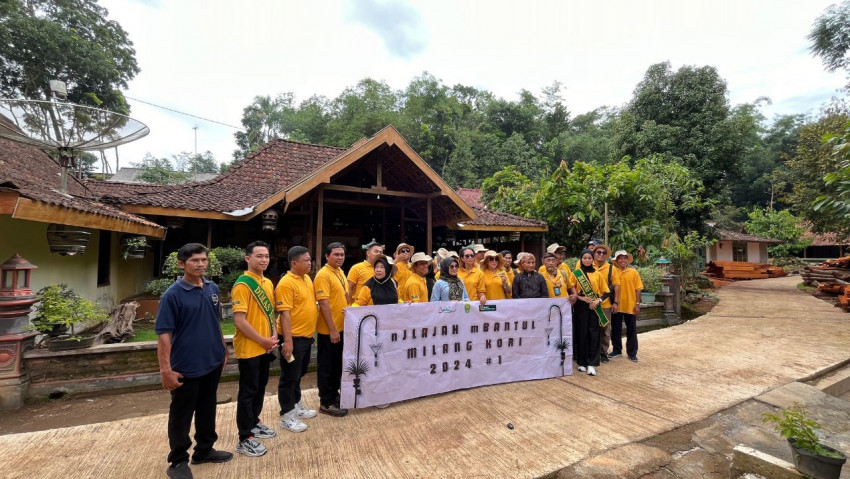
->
[457,246,486,305]
[500,250,515,285]
[479,250,511,300]
[573,249,609,377]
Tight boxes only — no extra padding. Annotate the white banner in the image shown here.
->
[340,298,573,409]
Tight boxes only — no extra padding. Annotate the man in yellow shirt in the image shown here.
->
[400,252,432,302]
[540,244,578,304]
[609,250,644,362]
[275,246,318,433]
[232,241,279,456]
[314,242,350,417]
[541,252,577,301]
[347,240,383,299]
[393,243,413,287]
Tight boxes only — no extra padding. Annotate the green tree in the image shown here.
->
[809,0,850,76]
[781,110,850,233]
[133,154,190,185]
[172,151,217,174]
[745,208,811,257]
[324,78,400,147]
[480,165,535,216]
[614,62,749,194]
[0,0,139,113]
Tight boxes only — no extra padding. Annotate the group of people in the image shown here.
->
[154,238,644,479]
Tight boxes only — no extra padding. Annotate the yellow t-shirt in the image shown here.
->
[615,266,644,315]
[231,271,275,359]
[314,264,349,334]
[576,268,610,298]
[274,271,317,338]
[457,266,485,300]
[541,268,572,299]
[481,269,510,300]
[540,264,577,290]
[347,260,374,300]
[394,260,412,289]
[400,274,428,303]
[505,267,515,285]
[593,261,619,308]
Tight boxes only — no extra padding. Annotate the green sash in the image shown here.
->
[573,268,610,327]
[234,275,275,334]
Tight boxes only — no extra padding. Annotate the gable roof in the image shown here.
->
[94,126,477,225]
[107,167,218,183]
[454,188,548,232]
[0,135,165,238]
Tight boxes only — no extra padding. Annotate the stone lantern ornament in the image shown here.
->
[0,254,39,410]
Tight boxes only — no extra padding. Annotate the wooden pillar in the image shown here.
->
[316,188,324,267]
[426,198,432,256]
[520,232,525,252]
[381,207,387,245]
[400,203,406,242]
[307,199,314,256]
[206,220,212,248]
[474,231,478,242]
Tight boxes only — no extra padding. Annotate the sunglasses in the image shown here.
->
[488,258,498,262]
[400,249,410,254]
[448,264,459,269]
[595,251,606,255]
[463,254,475,258]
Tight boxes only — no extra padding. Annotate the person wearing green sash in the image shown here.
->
[232,241,279,457]
[573,249,610,377]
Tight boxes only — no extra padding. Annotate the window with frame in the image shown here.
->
[732,241,748,262]
[97,231,111,286]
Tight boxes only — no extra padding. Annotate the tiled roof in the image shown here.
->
[455,188,547,229]
[107,167,218,183]
[800,226,850,246]
[0,136,164,232]
[92,139,347,213]
[716,228,782,244]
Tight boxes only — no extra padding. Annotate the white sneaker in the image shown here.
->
[295,401,317,419]
[577,366,587,372]
[587,366,597,376]
[375,403,390,409]
[279,410,307,433]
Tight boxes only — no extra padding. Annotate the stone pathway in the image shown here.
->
[1,276,848,478]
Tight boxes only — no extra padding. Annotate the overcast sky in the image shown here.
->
[97,0,847,173]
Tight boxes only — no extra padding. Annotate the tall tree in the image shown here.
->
[0,0,139,113]
[809,0,850,77]
[614,62,748,194]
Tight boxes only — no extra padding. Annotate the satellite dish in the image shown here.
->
[0,98,149,192]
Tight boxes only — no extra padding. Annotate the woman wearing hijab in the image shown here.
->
[572,249,609,377]
[480,250,511,300]
[353,255,399,306]
[431,256,471,302]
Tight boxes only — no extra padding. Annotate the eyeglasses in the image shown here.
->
[448,264,459,269]
[400,249,410,254]
[463,254,475,258]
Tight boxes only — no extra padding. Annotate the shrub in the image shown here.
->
[635,266,664,293]
[29,284,109,336]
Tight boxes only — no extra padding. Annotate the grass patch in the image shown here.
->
[130,319,236,342]
[796,282,816,292]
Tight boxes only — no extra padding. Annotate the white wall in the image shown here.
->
[748,242,763,263]
[714,241,734,261]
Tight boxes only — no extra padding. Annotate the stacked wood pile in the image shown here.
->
[705,261,787,280]
[801,256,850,311]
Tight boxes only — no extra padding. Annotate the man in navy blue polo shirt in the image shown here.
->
[156,243,232,479]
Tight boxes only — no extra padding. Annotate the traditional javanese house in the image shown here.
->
[84,126,548,301]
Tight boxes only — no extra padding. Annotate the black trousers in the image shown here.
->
[574,301,601,367]
[167,365,222,465]
[236,353,271,441]
[611,312,638,358]
[317,333,344,407]
[277,335,313,415]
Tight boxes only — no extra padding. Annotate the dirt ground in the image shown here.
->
[0,373,316,435]
[0,295,723,437]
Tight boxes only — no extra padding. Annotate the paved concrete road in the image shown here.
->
[2,276,848,478]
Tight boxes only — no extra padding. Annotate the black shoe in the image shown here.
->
[629,356,638,362]
[191,449,233,465]
[167,461,193,479]
[600,354,609,363]
[609,351,622,358]
[320,404,349,417]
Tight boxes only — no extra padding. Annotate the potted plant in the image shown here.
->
[29,284,110,350]
[762,403,847,478]
[121,235,148,259]
[636,265,664,303]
